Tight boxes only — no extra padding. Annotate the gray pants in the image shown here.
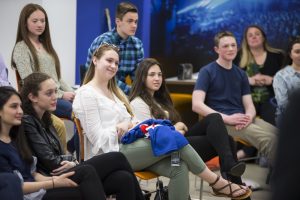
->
[120,139,206,200]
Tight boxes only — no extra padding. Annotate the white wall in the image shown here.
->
[0,0,76,88]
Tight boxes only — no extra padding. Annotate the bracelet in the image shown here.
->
[52,177,55,189]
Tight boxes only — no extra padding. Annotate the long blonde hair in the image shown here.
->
[239,25,283,68]
[83,44,133,116]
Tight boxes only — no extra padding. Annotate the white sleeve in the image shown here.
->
[130,97,152,121]
[73,89,119,155]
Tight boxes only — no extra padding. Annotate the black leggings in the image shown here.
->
[83,152,145,200]
[185,113,244,184]
[44,152,144,200]
[43,164,106,200]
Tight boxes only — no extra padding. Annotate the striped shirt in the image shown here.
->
[273,65,300,116]
[85,28,144,94]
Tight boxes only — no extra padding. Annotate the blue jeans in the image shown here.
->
[54,98,73,119]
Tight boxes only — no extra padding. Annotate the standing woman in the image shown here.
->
[20,72,145,200]
[11,3,77,154]
[129,58,247,186]
[73,44,251,200]
[0,86,108,200]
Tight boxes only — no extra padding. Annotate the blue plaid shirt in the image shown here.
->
[85,28,144,94]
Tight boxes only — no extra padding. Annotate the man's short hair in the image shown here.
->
[116,2,138,20]
[214,31,236,47]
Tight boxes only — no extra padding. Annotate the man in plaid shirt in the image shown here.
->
[85,2,144,94]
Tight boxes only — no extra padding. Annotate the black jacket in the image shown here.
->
[23,115,64,175]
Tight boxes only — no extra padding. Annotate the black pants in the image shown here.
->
[84,152,145,200]
[43,165,106,200]
[44,152,144,200]
[185,113,237,172]
[43,164,106,200]
[255,100,276,126]
[0,173,23,200]
[184,113,250,185]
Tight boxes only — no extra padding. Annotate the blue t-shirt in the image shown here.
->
[0,140,34,182]
[194,61,250,115]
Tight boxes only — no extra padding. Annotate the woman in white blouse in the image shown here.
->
[72,44,251,200]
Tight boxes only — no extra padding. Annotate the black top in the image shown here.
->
[234,50,284,98]
[23,114,64,175]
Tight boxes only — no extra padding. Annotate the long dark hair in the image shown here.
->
[284,36,300,66]
[129,58,181,123]
[11,3,61,79]
[0,86,33,164]
[20,72,53,129]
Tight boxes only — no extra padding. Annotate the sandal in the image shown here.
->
[209,175,252,200]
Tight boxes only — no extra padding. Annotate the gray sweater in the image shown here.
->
[12,41,73,97]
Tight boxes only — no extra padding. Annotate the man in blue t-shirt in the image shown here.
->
[192,31,277,161]
[85,2,144,94]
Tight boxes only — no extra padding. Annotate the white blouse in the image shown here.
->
[130,97,169,121]
[130,97,153,121]
[73,85,131,160]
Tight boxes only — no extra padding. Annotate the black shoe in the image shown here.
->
[228,162,246,177]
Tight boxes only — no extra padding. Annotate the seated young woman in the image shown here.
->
[20,73,145,200]
[0,86,105,200]
[72,44,251,200]
[273,36,300,125]
[129,58,247,183]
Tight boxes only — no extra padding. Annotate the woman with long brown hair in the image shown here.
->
[129,58,249,191]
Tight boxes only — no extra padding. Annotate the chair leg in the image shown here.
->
[199,178,204,200]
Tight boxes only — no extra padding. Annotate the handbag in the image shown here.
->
[154,180,168,200]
